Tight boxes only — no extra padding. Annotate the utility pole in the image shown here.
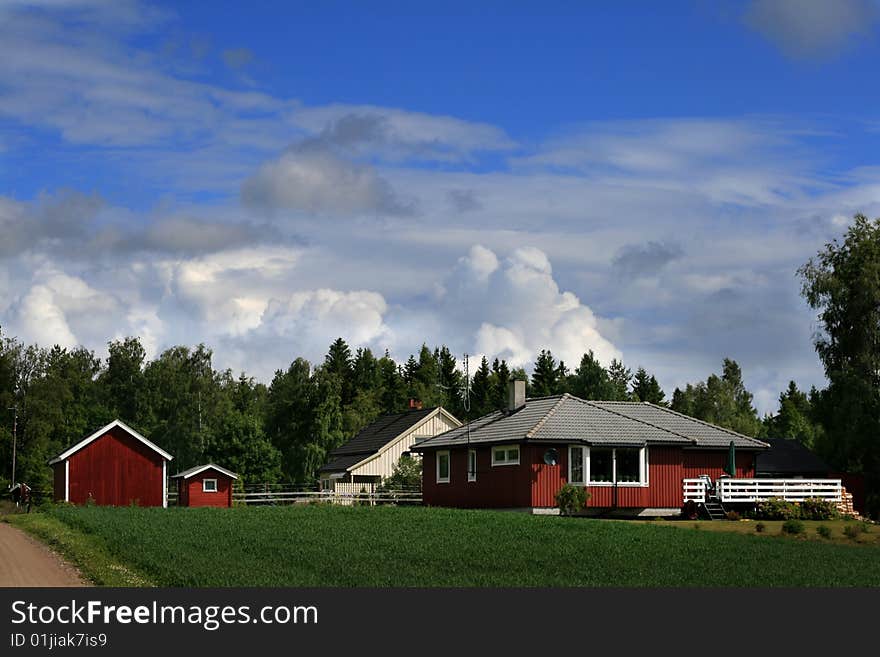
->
[8,406,17,488]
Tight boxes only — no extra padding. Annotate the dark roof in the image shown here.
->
[411,394,768,451]
[319,407,447,473]
[170,463,238,480]
[755,438,831,475]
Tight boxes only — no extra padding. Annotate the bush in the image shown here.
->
[800,498,839,521]
[754,522,765,533]
[782,519,805,535]
[859,521,872,534]
[756,497,801,520]
[843,525,861,540]
[555,484,589,516]
[725,510,741,521]
[816,525,832,539]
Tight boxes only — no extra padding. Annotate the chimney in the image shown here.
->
[408,399,423,410]
[508,380,526,412]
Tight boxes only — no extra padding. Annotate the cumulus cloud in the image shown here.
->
[744,0,879,58]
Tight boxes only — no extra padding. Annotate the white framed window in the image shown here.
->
[436,451,450,484]
[568,446,585,485]
[580,446,648,486]
[467,449,477,482]
[202,478,218,493]
[320,478,331,491]
[491,444,520,466]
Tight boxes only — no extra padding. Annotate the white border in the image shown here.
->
[49,419,173,464]
[491,444,520,466]
[64,460,69,502]
[467,449,477,482]
[436,450,450,483]
[162,461,167,508]
[202,478,218,493]
[171,463,239,480]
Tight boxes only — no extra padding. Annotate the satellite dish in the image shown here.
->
[543,448,559,466]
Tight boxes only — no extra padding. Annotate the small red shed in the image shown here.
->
[49,419,173,507]
[171,464,238,508]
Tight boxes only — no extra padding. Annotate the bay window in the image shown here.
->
[568,445,648,486]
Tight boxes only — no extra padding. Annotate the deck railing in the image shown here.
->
[682,478,843,504]
[717,478,842,504]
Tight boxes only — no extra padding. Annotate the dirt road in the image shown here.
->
[0,522,87,587]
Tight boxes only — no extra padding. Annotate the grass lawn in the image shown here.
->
[9,505,880,587]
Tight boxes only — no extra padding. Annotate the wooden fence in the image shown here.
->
[167,482,421,507]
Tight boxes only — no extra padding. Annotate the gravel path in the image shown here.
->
[0,522,88,587]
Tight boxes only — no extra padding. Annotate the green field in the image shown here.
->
[11,505,880,587]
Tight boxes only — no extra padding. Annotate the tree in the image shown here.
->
[381,454,422,490]
[670,359,760,436]
[489,358,511,411]
[101,337,146,425]
[531,350,559,397]
[763,381,818,447]
[324,338,354,405]
[631,367,666,405]
[469,356,492,419]
[799,214,880,516]
[571,351,611,400]
[606,359,632,401]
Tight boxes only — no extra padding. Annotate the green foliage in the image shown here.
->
[816,525,832,539]
[755,498,802,520]
[381,454,422,490]
[782,519,805,535]
[800,497,838,521]
[843,524,861,540]
[762,381,820,448]
[671,358,761,436]
[531,350,560,397]
[725,510,741,521]
[630,367,666,405]
[555,483,589,516]
[755,522,765,533]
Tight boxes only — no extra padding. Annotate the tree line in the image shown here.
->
[0,214,877,516]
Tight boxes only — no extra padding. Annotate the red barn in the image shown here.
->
[411,381,770,515]
[171,464,237,508]
[49,419,173,507]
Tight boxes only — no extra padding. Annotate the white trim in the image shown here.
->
[568,445,586,485]
[436,450,450,484]
[202,478,218,493]
[64,460,69,502]
[467,449,477,482]
[585,446,648,486]
[170,463,239,480]
[491,444,520,467]
[48,419,173,464]
[162,461,167,508]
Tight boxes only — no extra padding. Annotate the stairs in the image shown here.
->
[702,500,726,521]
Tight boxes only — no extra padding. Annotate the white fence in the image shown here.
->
[683,478,707,503]
[717,478,842,504]
[682,478,843,504]
[167,482,421,506]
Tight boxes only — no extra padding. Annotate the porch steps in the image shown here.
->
[702,501,726,521]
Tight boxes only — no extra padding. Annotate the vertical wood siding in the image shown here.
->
[352,413,459,478]
[183,470,233,508]
[424,443,758,510]
[66,426,165,507]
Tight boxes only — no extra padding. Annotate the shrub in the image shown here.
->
[800,497,838,521]
[816,525,832,539]
[859,521,872,534]
[725,510,741,521]
[843,525,861,540]
[782,519,804,535]
[555,484,589,516]
[754,522,765,533]
[756,497,801,520]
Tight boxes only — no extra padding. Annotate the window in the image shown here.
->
[467,449,477,482]
[491,445,520,466]
[589,448,614,483]
[202,478,218,493]
[616,449,641,483]
[569,446,585,485]
[320,478,331,491]
[436,451,450,483]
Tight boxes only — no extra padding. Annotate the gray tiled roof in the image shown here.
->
[411,395,768,450]
[319,453,371,473]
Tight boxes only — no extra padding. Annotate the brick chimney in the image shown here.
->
[408,399,423,410]
[508,380,526,412]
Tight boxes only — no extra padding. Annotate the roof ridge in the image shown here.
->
[641,402,769,447]
[579,397,696,444]
[525,393,570,439]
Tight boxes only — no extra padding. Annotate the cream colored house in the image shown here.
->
[319,406,461,494]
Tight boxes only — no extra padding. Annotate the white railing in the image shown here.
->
[683,478,707,503]
[717,478,842,504]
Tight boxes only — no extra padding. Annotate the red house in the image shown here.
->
[171,464,238,508]
[49,419,173,507]
[411,381,769,515]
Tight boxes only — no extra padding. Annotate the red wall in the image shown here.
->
[179,470,233,508]
[422,444,756,510]
[64,426,165,507]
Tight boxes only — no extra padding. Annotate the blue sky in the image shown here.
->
[2,0,880,413]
